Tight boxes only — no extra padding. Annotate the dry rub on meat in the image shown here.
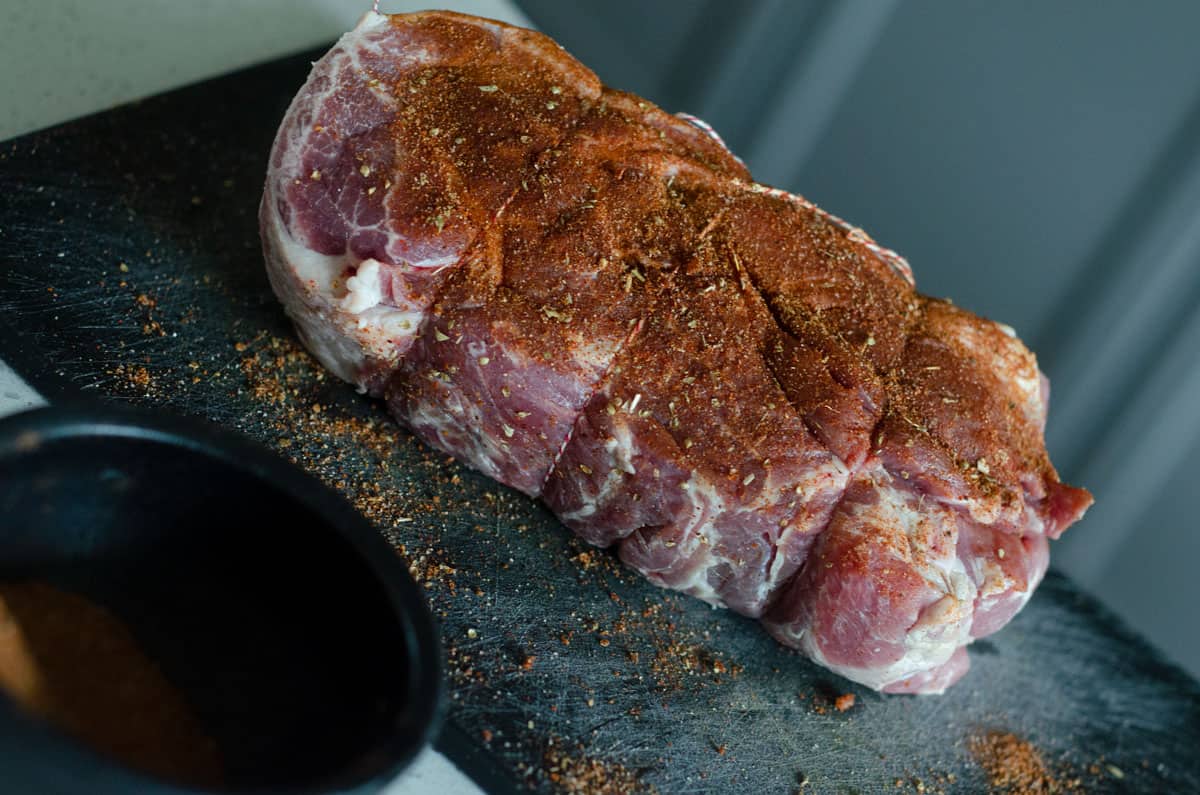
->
[260,11,1092,693]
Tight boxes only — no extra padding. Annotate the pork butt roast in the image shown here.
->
[260,10,1092,693]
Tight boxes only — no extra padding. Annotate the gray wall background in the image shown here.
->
[520,0,1200,677]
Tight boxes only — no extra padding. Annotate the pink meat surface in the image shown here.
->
[261,10,1092,693]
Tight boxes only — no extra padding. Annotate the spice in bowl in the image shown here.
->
[0,581,223,788]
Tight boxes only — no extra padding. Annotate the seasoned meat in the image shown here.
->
[260,10,1092,693]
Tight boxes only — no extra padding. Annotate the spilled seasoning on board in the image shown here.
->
[968,731,1083,793]
[539,736,659,794]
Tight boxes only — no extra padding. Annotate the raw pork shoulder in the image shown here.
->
[261,11,1092,693]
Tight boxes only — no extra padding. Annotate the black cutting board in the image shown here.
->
[2,48,1199,795]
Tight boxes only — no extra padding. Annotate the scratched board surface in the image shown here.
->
[2,48,1199,795]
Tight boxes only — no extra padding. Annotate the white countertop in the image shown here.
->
[1,2,535,791]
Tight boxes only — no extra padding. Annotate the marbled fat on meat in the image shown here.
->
[261,10,1093,693]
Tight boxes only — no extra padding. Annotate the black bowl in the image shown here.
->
[0,405,442,794]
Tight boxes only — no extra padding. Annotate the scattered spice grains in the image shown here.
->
[892,770,955,794]
[133,292,166,337]
[238,336,408,471]
[565,539,626,579]
[570,549,602,572]
[540,737,657,794]
[834,693,856,712]
[108,363,158,396]
[651,636,741,690]
[572,598,742,692]
[968,731,1083,793]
